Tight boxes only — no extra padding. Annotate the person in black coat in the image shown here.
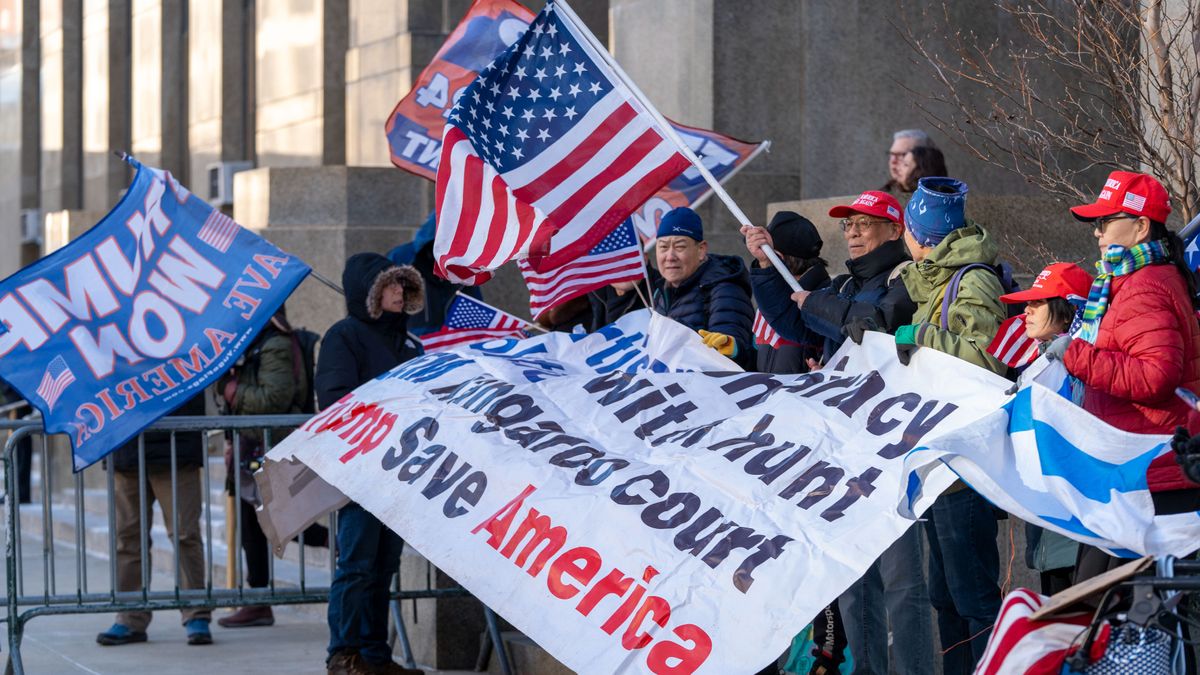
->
[743,190,930,675]
[319,252,425,675]
[752,212,829,375]
[745,192,916,365]
[651,207,755,369]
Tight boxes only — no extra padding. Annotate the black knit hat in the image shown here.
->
[767,211,823,259]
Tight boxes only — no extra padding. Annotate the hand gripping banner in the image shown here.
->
[0,158,310,470]
[260,312,1020,674]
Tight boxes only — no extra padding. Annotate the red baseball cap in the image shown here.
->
[1070,170,1172,223]
[828,190,904,225]
[1000,262,1093,304]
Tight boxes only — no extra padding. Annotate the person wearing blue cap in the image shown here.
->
[651,206,754,368]
[893,176,1006,675]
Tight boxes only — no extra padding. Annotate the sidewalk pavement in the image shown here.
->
[3,524,475,675]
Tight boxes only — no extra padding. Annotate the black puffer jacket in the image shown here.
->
[110,392,208,472]
[315,253,424,410]
[753,239,915,363]
[652,253,755,368]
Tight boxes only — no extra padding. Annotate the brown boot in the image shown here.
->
[327,651,370,675]
[217,605,274,628]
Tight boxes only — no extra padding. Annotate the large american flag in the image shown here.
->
[986,315,1041,369]
[433,0,690,285]
[519,219,644,320]
[36,356,76,411]
[420,295,530,353]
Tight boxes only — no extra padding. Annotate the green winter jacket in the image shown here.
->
[217,332,299,449]
[900,224,1006,375]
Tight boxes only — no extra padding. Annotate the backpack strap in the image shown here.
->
[888,260,913,285]
[939,263,993,331]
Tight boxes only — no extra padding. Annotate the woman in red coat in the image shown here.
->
[1043,171,1200,579]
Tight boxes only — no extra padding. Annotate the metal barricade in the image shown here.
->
[1,415,511,675]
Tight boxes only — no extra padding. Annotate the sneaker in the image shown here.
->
[217,605,275,628]
[358,659,424,675]
[96,623,147,646]
[185,618,213,645]
[327,652,370,675]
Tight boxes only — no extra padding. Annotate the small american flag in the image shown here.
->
[36,356,76,411]
[197,209,240,253]
[519,219,645,320]
[433,0,690,285]
[420,295,530,353]
[987,315,1041,369]
[974,588,1092,675]
[753,310,797,349]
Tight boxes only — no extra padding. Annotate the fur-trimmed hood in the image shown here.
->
[341,252,424,325]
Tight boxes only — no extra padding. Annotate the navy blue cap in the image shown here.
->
[656,207,703,241]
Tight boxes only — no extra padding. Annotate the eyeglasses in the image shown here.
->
[1093,213,1139,234]
[888,151,908,161]
[840,218,892,233]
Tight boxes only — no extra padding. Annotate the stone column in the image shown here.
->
[188,0,253,202]
[130,0,186,179]
[610,0,801,255]
[0,1,27,277]
[40,0,83,212]
[255,0,347,167]
[81,0,130,213]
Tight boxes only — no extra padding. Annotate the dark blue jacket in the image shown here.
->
[753,239,915,363]
[652,253,755,368]
[316,253,423,409]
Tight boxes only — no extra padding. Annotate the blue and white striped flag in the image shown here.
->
[900,362,1200,558]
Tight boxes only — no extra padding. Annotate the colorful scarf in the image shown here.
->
[1069,240,1170,403]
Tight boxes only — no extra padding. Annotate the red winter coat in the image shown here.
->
[1063,263,1200,492]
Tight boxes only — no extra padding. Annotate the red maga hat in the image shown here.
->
[1000,262,1093,304]
[828,190,904,225]
[1070,170,1172,223]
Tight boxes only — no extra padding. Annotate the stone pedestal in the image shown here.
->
[768,194,1095,286]
[81,0,130,213]
[397,550,488,670]
[232,166,432,335]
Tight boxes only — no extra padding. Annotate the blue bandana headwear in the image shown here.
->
[657,207,704,241]
[905,177,969,247]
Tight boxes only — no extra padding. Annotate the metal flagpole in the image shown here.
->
[555,0,801,293]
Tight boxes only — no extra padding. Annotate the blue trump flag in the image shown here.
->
[0,158,310,470]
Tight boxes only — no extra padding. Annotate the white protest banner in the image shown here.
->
[259,310,1009,674]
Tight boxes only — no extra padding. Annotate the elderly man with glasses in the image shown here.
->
[742,190,932,675]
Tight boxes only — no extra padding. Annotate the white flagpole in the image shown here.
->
[690,140,771,210]
[555,0,801,293]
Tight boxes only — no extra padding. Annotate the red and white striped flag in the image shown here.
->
[420,294,530,353]
[753,310,797,349]
[974,588,1092,675]
[433,0,690,285]
[986,315,1041,368]
[519,219,644,321]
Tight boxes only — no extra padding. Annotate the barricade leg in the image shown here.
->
[484,606,512,675]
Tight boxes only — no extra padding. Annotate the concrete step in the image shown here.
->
[488,631,573,675]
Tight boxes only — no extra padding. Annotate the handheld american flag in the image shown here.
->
[986,315,1041,369]
[518,219,644,320]
[752,310,798,349]
[433,0,691,285]
[420,294,531,352]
